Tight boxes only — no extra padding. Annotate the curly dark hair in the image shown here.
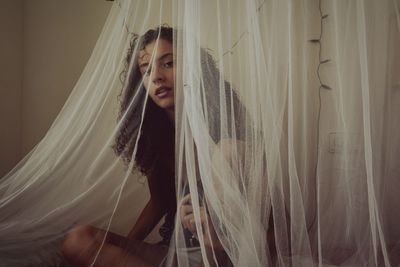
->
[113,26,245,177]
[113,26,174,177]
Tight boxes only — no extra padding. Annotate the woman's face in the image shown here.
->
[138,39,175,110]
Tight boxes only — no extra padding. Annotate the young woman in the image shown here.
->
[61,26,233,267]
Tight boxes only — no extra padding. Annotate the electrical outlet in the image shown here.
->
[328,132,362,154]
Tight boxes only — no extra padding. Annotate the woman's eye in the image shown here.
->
[163,61,173,68]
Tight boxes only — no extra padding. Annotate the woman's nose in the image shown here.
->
[152,66,165,84]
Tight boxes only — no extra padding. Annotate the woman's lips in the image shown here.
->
[155,86,172,98]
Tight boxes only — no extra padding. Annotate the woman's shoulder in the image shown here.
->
[214,138,246,156]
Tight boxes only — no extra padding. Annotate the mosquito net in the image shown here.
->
[0,0,399,266]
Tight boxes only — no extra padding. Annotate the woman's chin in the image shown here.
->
[156,98,175,110]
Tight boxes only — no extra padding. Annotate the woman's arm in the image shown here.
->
[127,198,165,240]
[127,171,168,240]
[180,140,246,264]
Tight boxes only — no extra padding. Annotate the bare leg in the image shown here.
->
[62,225,168,267]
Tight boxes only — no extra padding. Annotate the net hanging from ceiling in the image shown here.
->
[0,0,399,266]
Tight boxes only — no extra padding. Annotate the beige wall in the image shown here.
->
[0,0,112,176]
[0,0,24,176]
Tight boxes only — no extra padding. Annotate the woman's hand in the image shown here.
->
[180,194,205,237]
[180,194,223,250]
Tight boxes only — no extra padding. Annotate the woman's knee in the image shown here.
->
[62,225,98,264]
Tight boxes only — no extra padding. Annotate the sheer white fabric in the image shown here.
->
[0,0,399,266]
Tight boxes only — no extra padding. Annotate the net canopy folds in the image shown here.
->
[0,0,399,266]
